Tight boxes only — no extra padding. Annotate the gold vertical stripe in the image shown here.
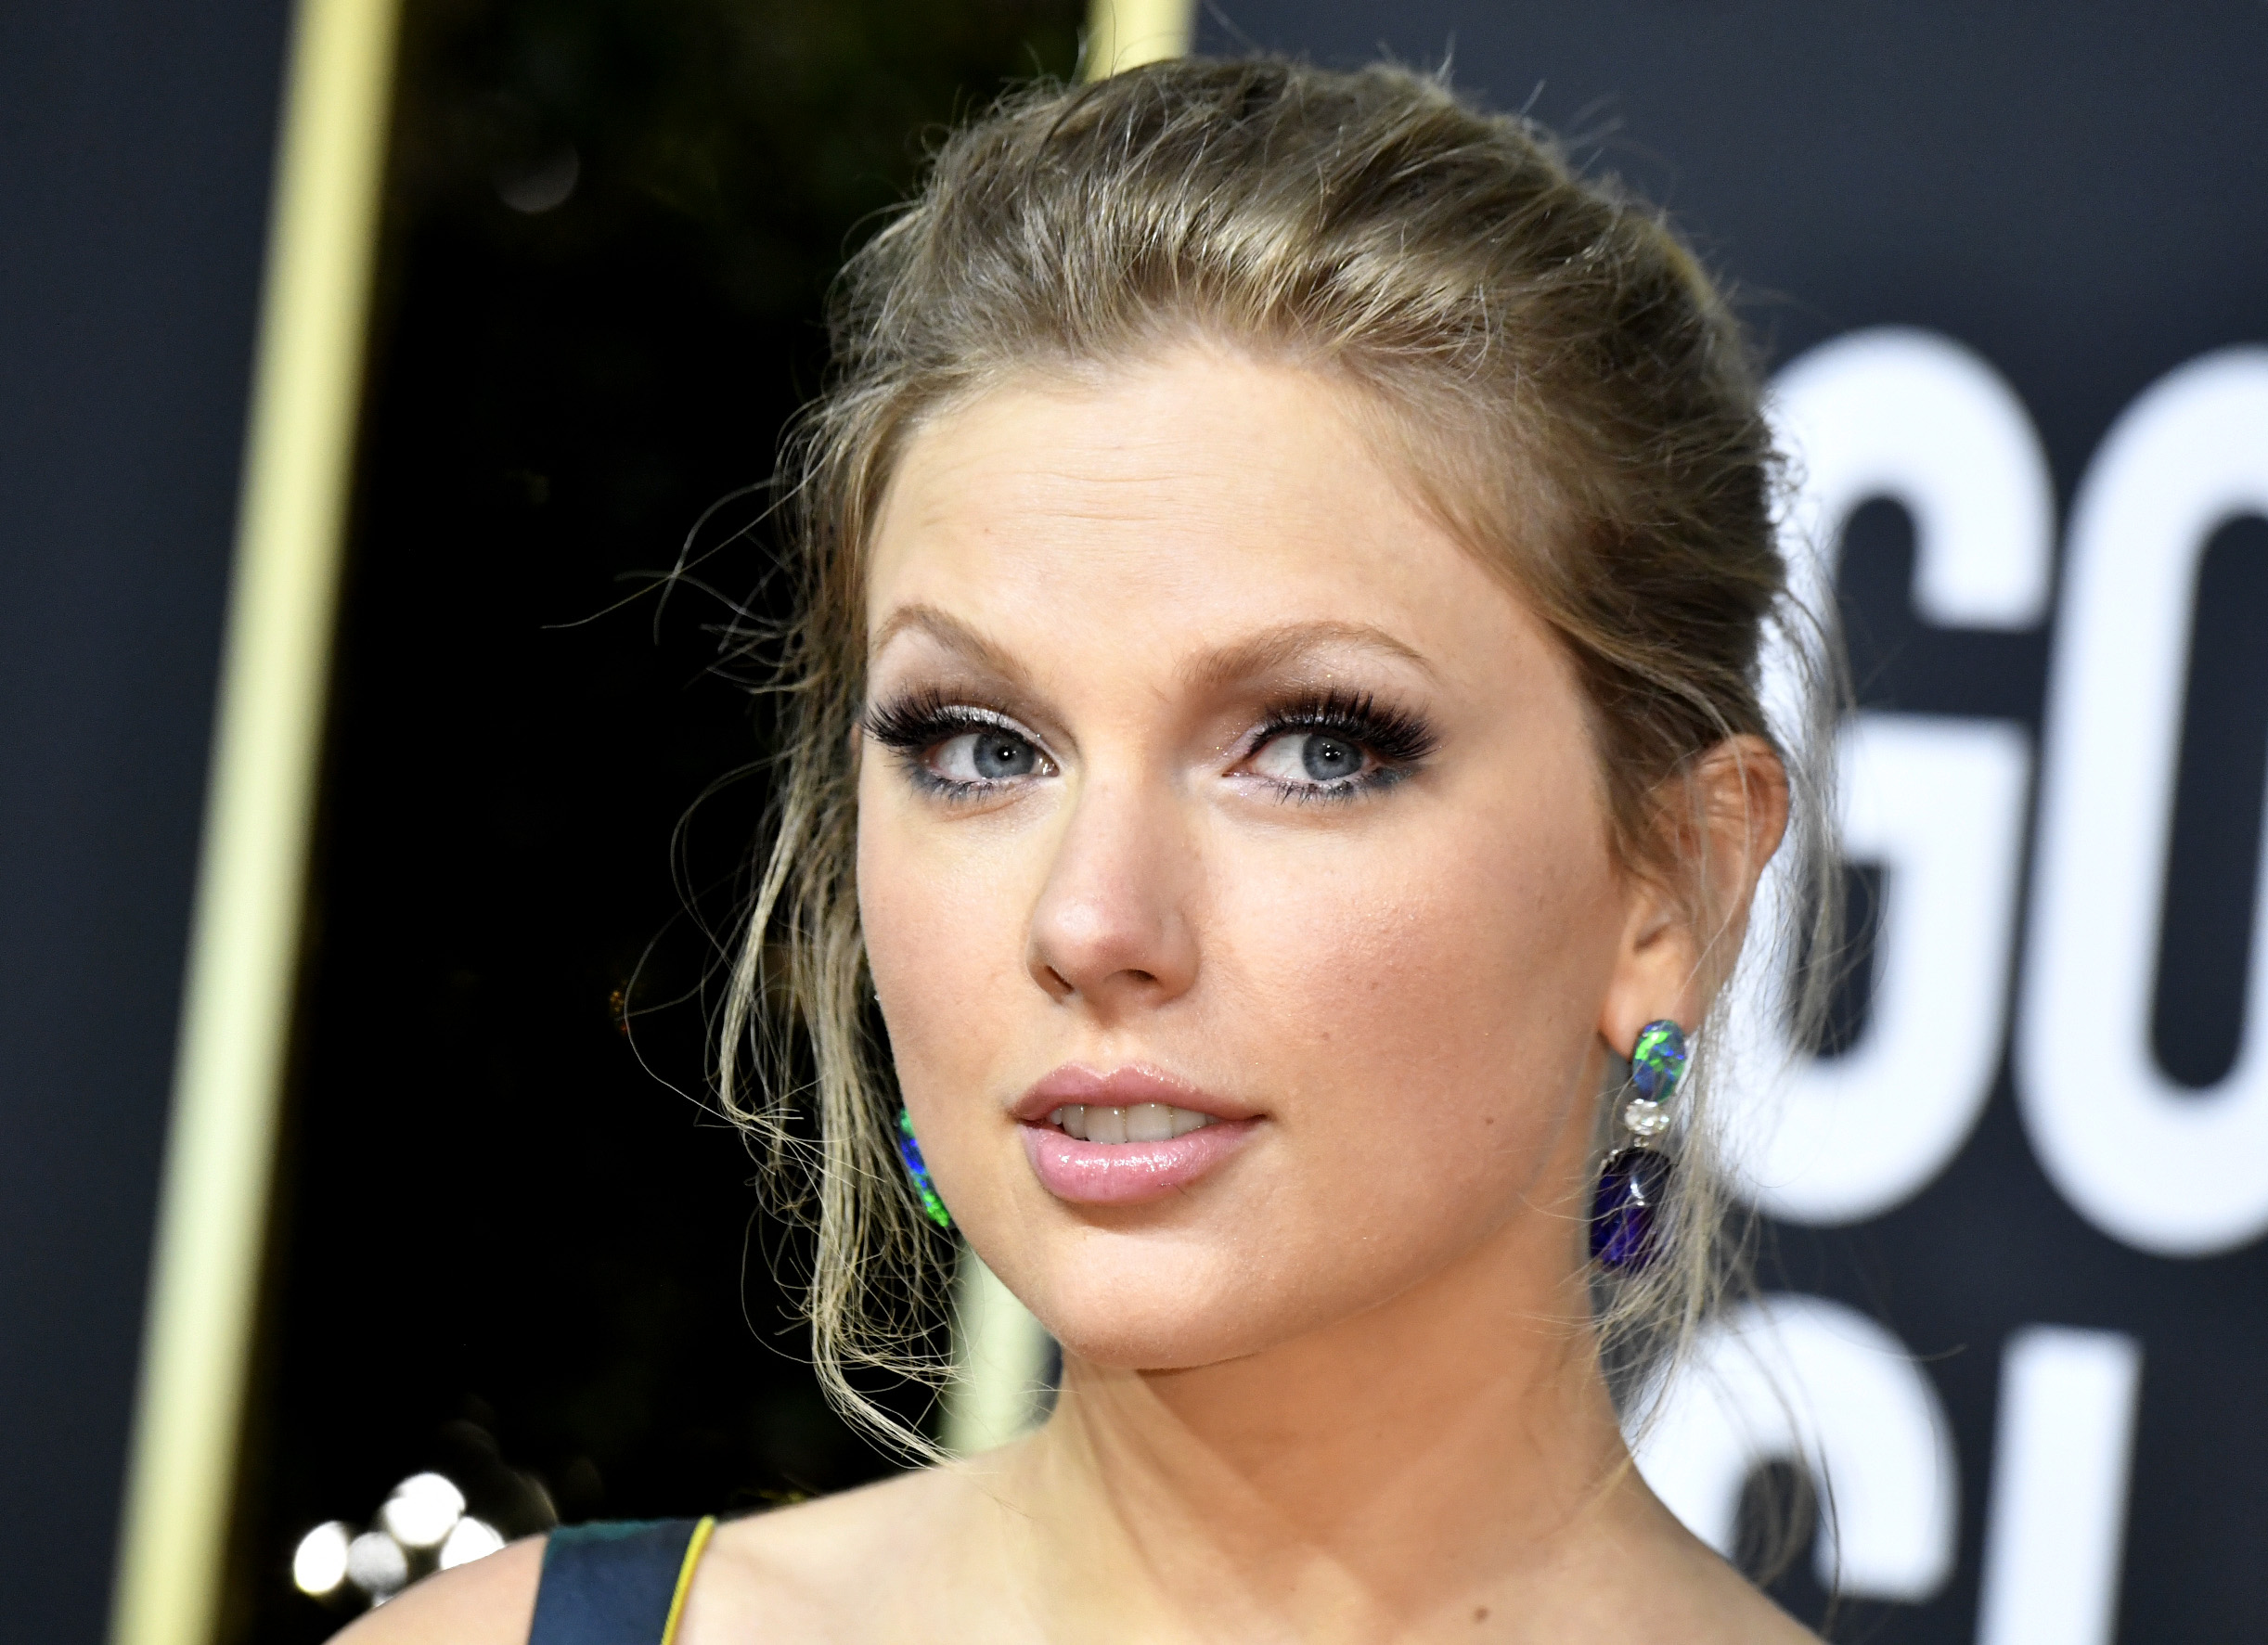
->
[658,1517,718,1645]
[108,2,402,1643]
[1083,0,1196,80]
[941,1245,1056,1457]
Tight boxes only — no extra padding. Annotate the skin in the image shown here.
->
[347,345,1804,1643]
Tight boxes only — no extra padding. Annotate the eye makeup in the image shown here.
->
[863,687,1051,801]
[862,681,1439,804]
[1239,687,1439,802]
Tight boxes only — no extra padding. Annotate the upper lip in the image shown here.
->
[1012,1063,1258,1125]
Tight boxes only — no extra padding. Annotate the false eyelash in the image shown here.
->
[861,687,1023,753]
[862,687,1046,802]
[1249,688,1440,771]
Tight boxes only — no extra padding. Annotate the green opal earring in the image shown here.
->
[896,1109,952,1230]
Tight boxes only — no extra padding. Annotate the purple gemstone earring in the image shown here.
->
[1591,1019,1687,1272]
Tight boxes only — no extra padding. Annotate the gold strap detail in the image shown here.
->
[657,1516,716,1645]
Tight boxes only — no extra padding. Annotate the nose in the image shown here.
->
[1026,775,1200,1011]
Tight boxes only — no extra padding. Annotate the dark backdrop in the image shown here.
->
[230,4,1080,1641]
[7,5,2260,1642]
[1192,3,2268,1641]
[0,3,289,1639]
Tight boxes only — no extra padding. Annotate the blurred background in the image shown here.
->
[236,3,1083,1640]
[2,2,2263,1642]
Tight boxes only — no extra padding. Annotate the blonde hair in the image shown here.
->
[720,57,1834,1452]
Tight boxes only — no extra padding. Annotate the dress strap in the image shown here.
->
[527,1516,716,1645]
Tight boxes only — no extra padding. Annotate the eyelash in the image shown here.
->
[862,688,1039,800]
[1244,688,1438,803]
[859,687,1438,803]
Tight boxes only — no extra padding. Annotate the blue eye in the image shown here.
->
[946,728,1040,781]
[862,693,1053,796]
[1252,730,1372,788]
[1298,734,1361,781]
[1243,690,1437,801]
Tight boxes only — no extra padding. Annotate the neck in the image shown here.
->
[984,1216,1662,1643]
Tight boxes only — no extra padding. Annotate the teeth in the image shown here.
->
[1125,1102,1175,1143]
[1046,1102,1218,1143]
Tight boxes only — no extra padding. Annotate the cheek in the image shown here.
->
[855,778,1037,1119]
[1217,795,1621,1233]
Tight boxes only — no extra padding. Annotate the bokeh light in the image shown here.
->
[345,1528,409,1601]
[438,1515,507,1570]
[379,1470,465,1548]
[290,1521,352,1597]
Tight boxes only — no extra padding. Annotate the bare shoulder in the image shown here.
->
[676,1466,977,1645]
[331,1466,980,1645]
[1654,1520,1822,1644]
[329,1536,544,1645]
[1701,1579,1820,1645]
[1584,1479,1819,1645]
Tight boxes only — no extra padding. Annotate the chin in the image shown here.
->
[1043,1295,1303,1373]
[992,1216,1417,1374]
[980,1231,1282,1371]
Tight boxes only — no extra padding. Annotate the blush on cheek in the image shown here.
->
[1208,811,1617,1227]
[854,797,1040,1218]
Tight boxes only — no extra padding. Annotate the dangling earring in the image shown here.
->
[1591,1019,1686,1272]
[896,1109,953,1230]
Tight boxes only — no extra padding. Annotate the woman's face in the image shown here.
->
[857,347,1663,1371]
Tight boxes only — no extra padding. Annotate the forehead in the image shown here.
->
[863,348,1528,664]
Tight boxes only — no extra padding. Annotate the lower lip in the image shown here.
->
[1021,1118,1258,1205]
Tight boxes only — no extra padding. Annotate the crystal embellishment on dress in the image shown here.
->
[896,1108,952,1230]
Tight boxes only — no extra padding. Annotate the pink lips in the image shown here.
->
[1017,1065,1259,1206]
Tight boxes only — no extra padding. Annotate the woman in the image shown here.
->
[354,56,1825,1644]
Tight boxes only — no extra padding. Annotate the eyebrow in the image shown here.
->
[1188,619,1436,689]
[868,604,1436,690]
[868,603,1031,683]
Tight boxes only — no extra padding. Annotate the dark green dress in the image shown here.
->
[526,1517,715,1645]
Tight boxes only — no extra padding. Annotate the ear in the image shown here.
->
[1599,734,1790,1054]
